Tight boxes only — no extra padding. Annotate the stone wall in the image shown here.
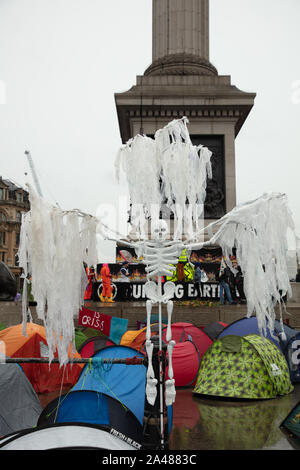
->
[289,282,300,303]
[1,289,300,333]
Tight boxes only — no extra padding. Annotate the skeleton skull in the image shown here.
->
[152,219,168,240]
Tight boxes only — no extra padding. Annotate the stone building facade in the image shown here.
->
[0,177,30,287]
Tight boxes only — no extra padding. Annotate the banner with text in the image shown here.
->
[78,307,128,344]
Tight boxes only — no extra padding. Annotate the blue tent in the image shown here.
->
[218,317,300,382]
[73,345,147,424]
[38,346,147,448]
[281,330,300,383]
[38,344,173,448]
[218,316,281,347]
[38,391,143,448]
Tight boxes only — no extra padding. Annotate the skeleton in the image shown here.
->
[113,220,186,410]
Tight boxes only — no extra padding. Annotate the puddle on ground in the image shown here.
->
[169,385,300,450]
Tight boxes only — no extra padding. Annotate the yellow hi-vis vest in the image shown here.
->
[178,248,188,263]
[166,261,195,282]
[183,263,194,282]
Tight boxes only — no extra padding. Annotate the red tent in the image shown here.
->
[0,323,83,394]
[121,322,213,388]
[166,341,200,387]
[78,335,115,358]
[162,322,213,358]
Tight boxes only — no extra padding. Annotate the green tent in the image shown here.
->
[193,334,293,400]
[74,328,88,351]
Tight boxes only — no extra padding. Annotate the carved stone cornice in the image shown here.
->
[144,53,218,77]
[124,106,243,119]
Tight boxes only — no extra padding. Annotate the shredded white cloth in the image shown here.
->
[18,184,99,365]
[115,117,212,239]
[186,192,296,340]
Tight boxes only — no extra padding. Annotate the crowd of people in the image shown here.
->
[216,264,246,305]
[193,261,246,305]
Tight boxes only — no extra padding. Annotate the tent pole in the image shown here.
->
[157,275,165,448]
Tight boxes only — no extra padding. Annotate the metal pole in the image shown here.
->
[24,150,43,198]
[157,275,165,447]
[2,357,145,365]
[141,335,168,451]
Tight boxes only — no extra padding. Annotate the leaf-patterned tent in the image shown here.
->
[193,334,293,400]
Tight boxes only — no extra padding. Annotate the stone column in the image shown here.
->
[152,0,209,61]
[146,0,216,77]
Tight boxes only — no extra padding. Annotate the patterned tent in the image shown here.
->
[193,334,293,400]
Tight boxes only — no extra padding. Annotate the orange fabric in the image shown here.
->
[101,265,110,281]
[102,283,112,298]
[120,324,163,351]
[101,264,112,298]
[0,323,83,394]
[120,329,145,347]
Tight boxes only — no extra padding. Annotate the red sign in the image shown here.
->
[78,307,111,336]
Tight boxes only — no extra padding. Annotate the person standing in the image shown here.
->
[84,266,95,301]
[235,266,246,303]
[217,265,234,305]
[100,263,114,303]
[193,262,208,299]
[228,267,238,303]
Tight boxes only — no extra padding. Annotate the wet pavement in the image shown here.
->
[36,383,300,451]
[169,384,300,450]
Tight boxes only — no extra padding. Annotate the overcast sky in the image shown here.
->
[0,0,299,259]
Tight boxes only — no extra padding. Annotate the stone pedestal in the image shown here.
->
[114,0,256,235]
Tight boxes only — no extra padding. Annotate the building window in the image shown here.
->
[16,192,23,203]
[0,188,3,200]
[1,252,5,262]
[0,232,6,245]
[15,232,20,246]
[16,211,22,223]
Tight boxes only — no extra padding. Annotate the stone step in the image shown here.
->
[1,300,300,332]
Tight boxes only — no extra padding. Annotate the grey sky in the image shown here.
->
[0,0,299,258]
